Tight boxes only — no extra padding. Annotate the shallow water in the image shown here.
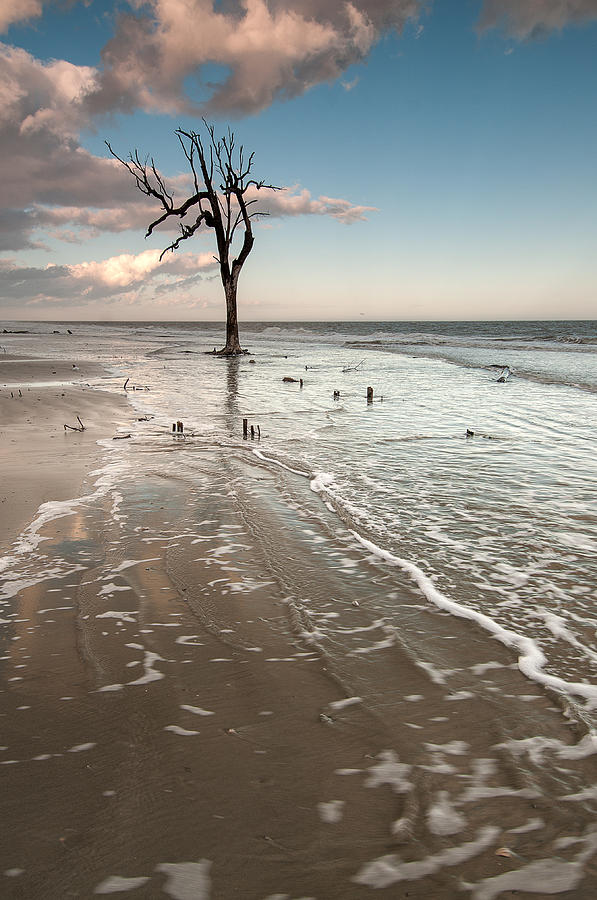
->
[6,319,596,712]
[1,319,597,897]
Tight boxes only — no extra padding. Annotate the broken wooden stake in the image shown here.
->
[243,418,248,439]
[367,386,373,403]
[250,425,255,439]
[123,377,129,391]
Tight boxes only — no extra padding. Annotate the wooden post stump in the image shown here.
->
[367,386,373,403]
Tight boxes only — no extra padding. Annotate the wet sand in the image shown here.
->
[0,357,129,554]
[1,364,597,898]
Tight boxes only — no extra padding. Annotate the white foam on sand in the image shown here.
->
[464,827,597,899]
[129,650,166,685]
[349,532,597,705]
[426,791,466,836]
[94,875,150,893]
[495,733,597,764]
[353,825,499,889]
[180,704,214,716]
[164,725,200,736]
[365,750,413,794]
[317,800,345,824]
[96,611,137,623]
[156,860,211,899]
[251,448,309,478]
[329,697,362,711]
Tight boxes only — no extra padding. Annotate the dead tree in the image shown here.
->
[107,122,278,355]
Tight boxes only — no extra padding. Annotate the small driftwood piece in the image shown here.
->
[342,359,364,373]
[113,433,132,440]
[123,377,130,391]
[64,416,85,432]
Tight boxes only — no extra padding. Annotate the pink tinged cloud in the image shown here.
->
[69,248,217,288]
[0,249,218,308]
[255,186,377,223]
[86,0,423,116]
[478,0,597,38]
[0,40,374,253]
[0,0,43,32]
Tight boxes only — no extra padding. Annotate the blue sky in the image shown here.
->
[1,0,596,321]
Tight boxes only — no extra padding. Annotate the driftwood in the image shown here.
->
[123,378,150,391]
[113,433,132,440]
[64,416,85,432]
[342,359,364,373]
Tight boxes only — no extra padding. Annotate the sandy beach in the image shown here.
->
[1,347,597,899]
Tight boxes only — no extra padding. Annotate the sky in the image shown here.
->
[0,0,596,322]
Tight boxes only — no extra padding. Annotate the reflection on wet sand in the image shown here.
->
[2,448,596,899]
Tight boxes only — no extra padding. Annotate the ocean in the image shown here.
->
[1,318,596,897]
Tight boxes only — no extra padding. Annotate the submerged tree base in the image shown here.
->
[206,347,250,357]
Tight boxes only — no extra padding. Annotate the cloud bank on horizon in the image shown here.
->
[0,0,596,317]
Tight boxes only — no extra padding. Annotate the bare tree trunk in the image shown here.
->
[222,277,242,354]
[107,124,278,358]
